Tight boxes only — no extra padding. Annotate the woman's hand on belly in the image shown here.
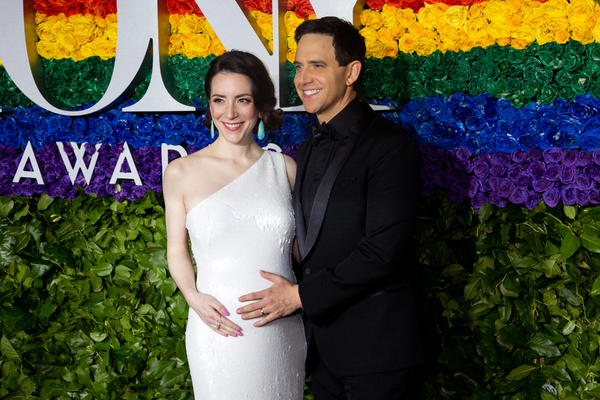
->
[187,292,243,337]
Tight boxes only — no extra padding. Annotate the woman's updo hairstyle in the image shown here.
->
[204,50,283,133]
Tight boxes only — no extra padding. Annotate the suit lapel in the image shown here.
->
[293,138,313,256]
[300,106,375,259]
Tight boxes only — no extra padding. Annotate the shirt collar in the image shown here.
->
[325,96,362,138]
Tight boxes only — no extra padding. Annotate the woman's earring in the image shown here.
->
[211,120,215,139]
[258,120,265,140]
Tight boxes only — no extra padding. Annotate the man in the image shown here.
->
[237,16,427,399]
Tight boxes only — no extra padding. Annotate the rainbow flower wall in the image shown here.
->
[3,0,600,398]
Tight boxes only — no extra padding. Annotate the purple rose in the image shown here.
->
[559,165,577,184]
[561,186,577,205]
[525,192,541,210]
[562,149,578,166]
[532,177,552,192]
[583,165,600,182]
[467,180,479,198]
[509,187,527,204]
[589,189,600,204]
[578,151,593,166]
[517,175,531,188]
[545,163,560,181]
[448,187,465,204]
[491,152,510,165]
[511,150,528,163]
[478,178,492,192]
[434,170,450,188]
[489,192,507,208]
[507,164,524,180]
[472,193,488,209]
[455,159,473,174]
[574,174,594,190]
[489,176,500,191]
[456,146,472,160]
[542,148,562,163]
[473,161,490,178]
[576,189,589,205]
[497,178,516,198]
[527,161,546,178]
[490,164,507,176]
[448,168,466,183]
[593,149,600,165]
[528,147,542,160]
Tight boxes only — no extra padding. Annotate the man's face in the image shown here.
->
[293,33,355,123]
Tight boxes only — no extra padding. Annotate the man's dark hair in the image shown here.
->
[294,16,366,73]
[204,50,283,132]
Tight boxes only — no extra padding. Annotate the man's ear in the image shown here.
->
[345,60,362,86]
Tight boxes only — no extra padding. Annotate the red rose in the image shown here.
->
[295,0,314,19]
[63,1,80,17]
[366,0,384,10]
[34,2,50,14]
[402,0,423,13]
[386,0,403,7]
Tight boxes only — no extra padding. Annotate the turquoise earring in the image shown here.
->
[258,120,265,140]
[211,120,215,139]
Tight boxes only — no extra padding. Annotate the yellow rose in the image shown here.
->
[567,0,595,24]
[56,30,78,52]
[458,38,474,52]
[105,13,117,25]
[104,22,118,41]
[367,10,383,30]
[169,34,185,56]
[465,17,489,40]
[467,3,486,20]
[210,40,226,57]
[360,26,379,44]
[440,41,459,53]
[35,13,47,24]
[37,21,56,41]
[54,44,71,60]
[285,11,304,36]
[408,22,425,36]
[570,23,594,43]
[381,5,399,30]
[176,15,202,35]
[36,41,56,59]
[397,8,416,29]
[511,38,529,49]
[437,25,460,43]
[360,9,371,27]
[201,18,219,40]
[586,12,600,29]
[506,13,523,30]
[377,28,395,43]
[185,33,211,57]
[413,36,439,56]
[367,40,386,58]
[287,48,296,63]
[254,11,273,43]
[391,25,406,39]
[47,15,59,25]
[542,0,569,19]
[71,15,96,44]
[536,23,556,45]
[443,6,468,30]
[511,26,535,48]
[95,40,117,60]
[417,6,436,30]
[483,1,510,22]
[431,3,450,17]
[496,37,511,46]
[487,22,511,39]
[95,15,108,29]
[506,0,523,14]
[397,33,417,53]
[594,17,600,41]
[382,40,398,58]
[80,42,96,59]
[554,30,570,43]
[56,13,68,22]
[71,50,85,62]
[473,36,496,49]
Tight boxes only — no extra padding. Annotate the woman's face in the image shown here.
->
[209,72,259,145]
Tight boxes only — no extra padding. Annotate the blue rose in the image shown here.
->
[426,96,446,117]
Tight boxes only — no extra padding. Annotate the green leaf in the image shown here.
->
[581,233,600,253]
[560,233,581,259]
[564,353,588,376]
[507,365,536,381]
[36,193,54,211]
[592,276,600,296]
[478,203,493,223]
[529,334,561,358]
[0,199,14,217]
[146,360,176,381]
[464,277,480,301]
[564,205,576,219]
[90,263,113,277]
[441,264,465,277]
[1,335,20,359]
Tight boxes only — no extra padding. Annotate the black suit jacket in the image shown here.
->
[294,101,427,376]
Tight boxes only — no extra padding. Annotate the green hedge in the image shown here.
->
[2,191,600,399]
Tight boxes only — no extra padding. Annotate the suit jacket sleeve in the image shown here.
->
[298,125,422,324]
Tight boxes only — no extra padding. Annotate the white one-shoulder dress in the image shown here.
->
[185,150,306,399]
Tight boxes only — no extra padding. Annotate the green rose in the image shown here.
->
[539,83,558,104]
[522,80,540,99]
[571,72,590,95]
[561,51,583,72]
[538,51,562,70]
[487,44,509,63]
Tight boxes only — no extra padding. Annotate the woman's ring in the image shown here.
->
[260,308,265,315]
[216,319,222,330]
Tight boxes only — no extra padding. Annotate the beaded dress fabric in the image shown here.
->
[185,150,306,399]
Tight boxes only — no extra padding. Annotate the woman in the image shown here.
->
[163,51,306,399]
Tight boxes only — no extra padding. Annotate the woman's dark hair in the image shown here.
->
[204,50,283,132]
[294,16,366,85]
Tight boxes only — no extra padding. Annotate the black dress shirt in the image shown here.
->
[301,97,363,225]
